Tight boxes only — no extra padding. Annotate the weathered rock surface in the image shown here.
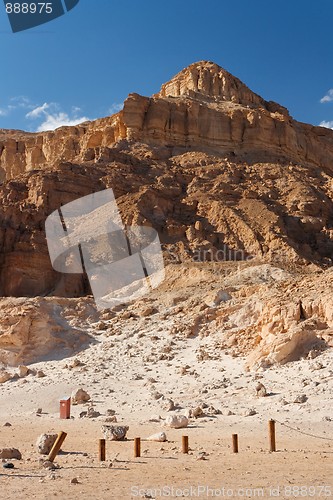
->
[164,414,188,429]
[0,448,22,459]
[36,433,58,455]
[146,431,167,442]
[1,62,333,299]
[71,388,91,405]
[0,297,94,365]
[101,425,129,441]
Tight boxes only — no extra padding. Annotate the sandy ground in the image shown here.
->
[1,263,332,498]
[1,346,332,499]
[1,418,333,499]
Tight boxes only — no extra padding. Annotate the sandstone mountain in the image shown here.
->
[0,61,333,367]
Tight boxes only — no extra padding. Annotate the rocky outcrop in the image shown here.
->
[0,297,95,365]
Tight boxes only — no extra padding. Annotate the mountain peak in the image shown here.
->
[157,60,264,106]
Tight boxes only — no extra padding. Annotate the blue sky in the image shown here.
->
[1,0,333,132]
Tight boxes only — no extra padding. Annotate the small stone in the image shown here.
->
[2,463,14,469]
[105,416,117,423]
[161,399,175,411]
[243,408,257,417]
[192,406,204,418]
[164,415,188,429]
[146,432,167,442]
[86,406,101,418]
[0,448,22,460]
[294,394,308,404]
[71,388,91,405]
[18,365,29,378]
[37,370,46,378]
[36,408,43,415]
[101,425,129,441]
[0,370,12,384]
[41,460,56,470]
[70,477,79,484]
[3,422,12,427]
[256,382,267,397]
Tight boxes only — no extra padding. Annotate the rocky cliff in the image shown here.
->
[1,61,333,368]
[1,61,333,181]
[1,60,333,300]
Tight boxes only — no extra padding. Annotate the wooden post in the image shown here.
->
[134,437,141,458]
[269,419,276,452]
[48,431,67,462]
[232,434,238,453]
[182,435,189,454]
[99,438,106,461]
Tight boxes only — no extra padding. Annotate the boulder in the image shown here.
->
[36,434,58,455]
[146,432,167,442]
[101,425,129,441]
[0,448,22,460]
[164,415,188,429]
[71,388,91,405]
[255,382,267,397]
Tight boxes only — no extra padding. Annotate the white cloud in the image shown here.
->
[320,89,333,103]
[0,108,8,116]
[26,102,50,119]
[36,112,90,132]
[25,101,92,131]
[319,120,333,129]
[108,103,123,115]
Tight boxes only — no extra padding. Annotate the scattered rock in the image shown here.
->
[294,394,308,404]
[243,408,257,417]
[0,448,22,460]
[70,477,79,484]
[86,406,101,418]
[192,406,204,418]
[37,370,46,378]
[256,382,267,397]
[161,399,175,411]
[3,422,12,427]
[101,425,129,441]
[2,462,14,469]
[146,432,167,442]
[18,365,29,378]
[71,388,91,405]
[105,416,117,423]
[164,415,188,429]
[36,434,58,455]
[41,460,56,470]
[0,371,12,384]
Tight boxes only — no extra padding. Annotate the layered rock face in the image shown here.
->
[1,61,333,182]
[0,60,333,299]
